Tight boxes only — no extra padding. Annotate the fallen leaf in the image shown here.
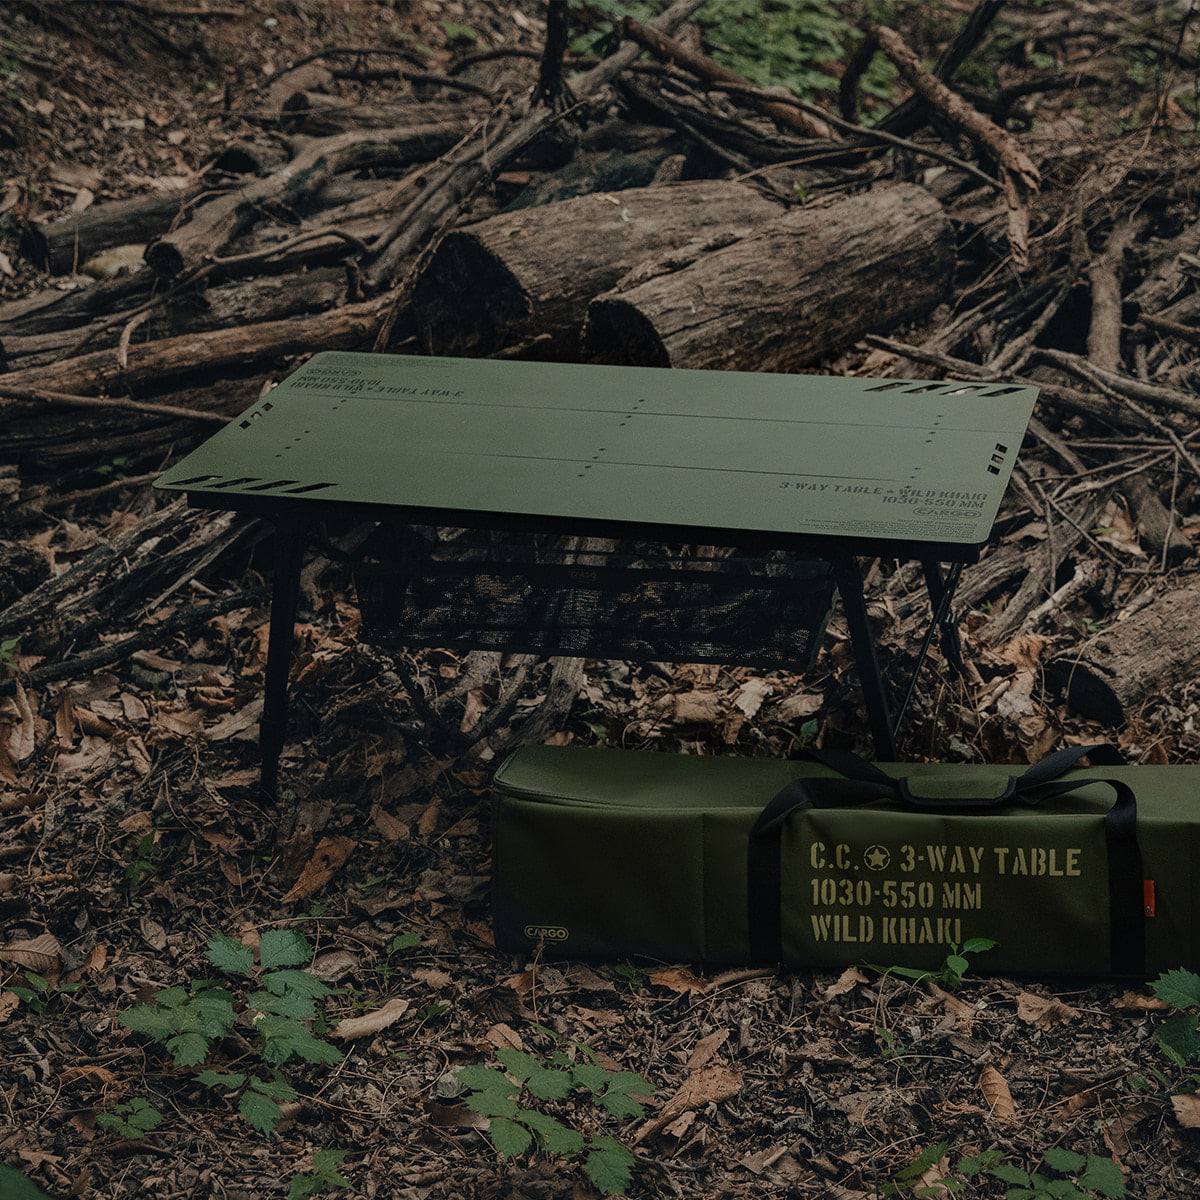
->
[669,690,723,724]
[733,678,772,719]
[59,1065,116,1087]
[331,997,410,1040]
[1017,992,1079,1028]
[1172,1093,1200,1128]
[979,1064,1016,1117]
[204,697,264,741]
[0,932,63,980]
[685,1029,730,1071]
[486,1022,524,1051]
[280,835,355,902]
[308,950,359,984]
[2,682,36,762]
[371,807,409,841]
[412,967,453,990]
[634,1063,741,1143]
[823,967,869,1000]
[650,966,711,996]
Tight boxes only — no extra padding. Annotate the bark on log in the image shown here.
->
[144,127,476,279]
[0,295,390,407]
[582,183,953,371]
[1044,580,1200,724]
[1122,473,1194,566]
[19,186,203,276]
[1,267,348,370]
[410,180,782,358]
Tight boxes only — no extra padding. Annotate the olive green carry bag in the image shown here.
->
[491,744,1192,977]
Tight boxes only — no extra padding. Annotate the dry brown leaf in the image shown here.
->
[733,678,772,719]
[1172,1093,1200,1128]
[668,690,723,724]
[204,697,264,742]
[331,997,410,1040]
[412,967,453,990]
[1113,991,1167,1013]
[650,966,711,996]
[0,990,19,1023]
[0,932,63,979]
[979,1064,1016,1117]
[371,807,409,841]
[417,801,441,837]
[280,835,355,903]
[634,1063,741,1144]
[823,967,869,1000]
[1017,992,1079,1028]
[2,682,36,763]
[59,1065,116,1086]
[486,1022,524,1051]
[1104,1102,1157,1156]
[685,1028,730,1071]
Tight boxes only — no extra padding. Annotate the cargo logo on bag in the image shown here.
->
[524,924,569,942]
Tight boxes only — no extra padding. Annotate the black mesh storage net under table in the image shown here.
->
[154,352,1039,800]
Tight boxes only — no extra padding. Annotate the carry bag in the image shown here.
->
[491,745,1194,978]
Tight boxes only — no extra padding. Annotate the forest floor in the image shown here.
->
[4,2,1200,1198]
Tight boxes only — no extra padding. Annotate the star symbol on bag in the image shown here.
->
[864,845,890,870]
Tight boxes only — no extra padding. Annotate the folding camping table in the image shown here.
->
[154,352,1038,799]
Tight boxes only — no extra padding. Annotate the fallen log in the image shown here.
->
[1,267,348,370]
[0,294,391,407]
[144,126,480,279]
[19,185,204,276]
[363,0,712,291]
[1043,580,1200,724]
[581,182,953,371]
[409,180,782,357]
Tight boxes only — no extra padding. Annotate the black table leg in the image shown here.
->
[831,556,897,761]
[260,522,305,802]
[921,557,966,674]
[892,559,965,737]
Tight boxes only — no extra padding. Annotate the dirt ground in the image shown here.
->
[4,2,1200,1198]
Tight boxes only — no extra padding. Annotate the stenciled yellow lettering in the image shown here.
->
[811,842,827,869]
[1066,848,1081,876]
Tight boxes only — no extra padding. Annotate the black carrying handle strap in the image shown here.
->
[747,745,1144,976]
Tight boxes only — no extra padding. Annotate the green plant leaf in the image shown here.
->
[962,937,998,954]
[571,1062,612,1093]
[489,1117,533,1158]
[988,1164,1032,1186]
[167,1031,211,1067]
[124,1098,162,1132]
[585,1136,635,1196]
[959,1150,1005,1176]
[196,1070,246,1089]
[251,988,316,1020]
[1042,1148,1087,1174]
[120,1004,181,1040]
[250,1075,298,1103]
[260,929,312,971]
[262,968,330,1001]
[464,1088,519,1119]
[189,989,237,1037]
[0,1163,53,1199]
[239,1087,282,1135]
[598,1071,654,1119]
[256,1016,343,1066]
[1076,1156,1129,1199]
[519,1109,584,1155]
[1152,968,1200,1010]
[943,955,969,979]
[1157,1013,1200,1067]
[207,931,255,977]
[495,1048,541,1083]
